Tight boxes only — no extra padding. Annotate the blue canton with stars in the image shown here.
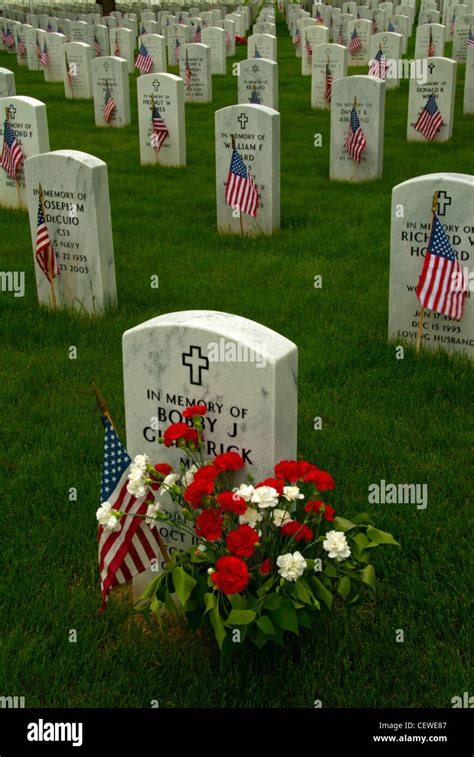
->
[424,94,439,115]
[429,215,455,261]
[230,149,249,180]
[101,417,131,502]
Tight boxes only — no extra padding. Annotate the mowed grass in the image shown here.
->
[0,14,472,708]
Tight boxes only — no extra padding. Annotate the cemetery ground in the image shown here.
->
[0,15,472,708]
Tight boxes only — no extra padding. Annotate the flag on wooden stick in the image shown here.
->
[0,119,24,179]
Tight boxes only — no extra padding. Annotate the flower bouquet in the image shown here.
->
[98,406,399,653]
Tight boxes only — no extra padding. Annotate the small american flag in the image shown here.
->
[226,148,259,218]
[315,11,324,25]
[225,30,231,48]
[372,19,378,34]
[193,24,202,43]
[337,28,344,45]
[293,29,301,45]
[368,47,389,80]
[185,53,192,90]
[249,86,261,104]
[175,38,181,61]
[35,195,59,281]
[0,120,24,179]
[151,102,169,152]
[4,27,15,48]
[413,93,444,141]
[140,25,146,35]
[254,46,262,58]
[467,28,474,46]
[66,59,74,89]
[305,39,312,58]
[93,36,103,57]
[135,41,153,73]
[98,417,162,611]
[103,82,116,123]
[348,28,363,55]
[17,37,26,56]
[324,63,333,103]
[114,38,120,56]
[39,41,49,68]
[416,213,466,321]
[387,20,395,32]
[344,105,367,162]
[46,22,53,32]
[428,29,435,57]
[451,14,456,34]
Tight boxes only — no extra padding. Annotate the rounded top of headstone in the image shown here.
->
[27,149,107,170]
[393,173,474,192]
[123,311,297,360]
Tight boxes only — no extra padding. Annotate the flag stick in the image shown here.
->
[416,190,439,353]
[38,181,57,308]
[92,382,171,566]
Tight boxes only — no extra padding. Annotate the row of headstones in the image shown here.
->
[1,89,473,357]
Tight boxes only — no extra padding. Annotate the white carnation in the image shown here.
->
[96,501,115,526]
[323,530,351,561]
[239,506,263,527]
[145,501,161,527]
[283,485,304,502]
[251,485,280,509]
[233,483,255,502]
[130,454,150,474]
[272,508,293,527]
[127,469,147,498]
[276,551,307,582]
[158,473,181,496]
[105,515,121,533]
[181,464,198,487]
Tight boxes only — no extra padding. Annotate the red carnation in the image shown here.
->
[259,558,272,576]
[194,464,219,482]
[154,463,172,477]
[226,524,259,557]
[303,467,336,491]
[274,460,309,483]
[281,520,314,542]
[216,491,247,515]
[183,404,207,418]
[304,500,335,521]
[163,422,198,448]
[256,477,285,495]
[184,478,214,509]
[195,509,223,541]
[213,452,245,472]
[211,556,249,595]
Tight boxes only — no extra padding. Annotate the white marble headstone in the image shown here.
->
[25,149,117,316]
[248,33,277,61]
[312,43,348,109]
[415,23,446,59]
[62,42,93,99]
[0,68,15,97]
[302,24,329,75]
[330,75,385,182]
[346,19,372,66]
[110,27,134,72]
[92,56,131,127]
[179,43,212,103]
[389,173,473,357]
[25,28,44,71]
[238,57,278,110]
[369,31,403,88]
[138,33,166,73]
[0,96,49,209]
[123,309,298,589]
[137,73,186,167]
[453,15,474,60]
[215,104,280,235]
[224,19,236,56]
[43,32,67,82]
[464,43,474,114]
[201,26,226,74]
[407,57,456,142]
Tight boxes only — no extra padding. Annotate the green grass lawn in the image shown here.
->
[0,13,472,708]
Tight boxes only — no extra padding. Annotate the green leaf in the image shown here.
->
[337,576,351,599]
[256,576,275,597]
[138,575,162,602]
[164,588,177,615]
[209,607,226,650]
[366,526,400,547]
[323,563,337,578]
[311,577,333,610]
[333,516,357,532]
[256,615,276,635]
[150,597,163,621]
[360,564,376,590]
[261,593,281,611]
[225,609,256,626]
[204,592,217,614]
[294,580,312,605]
[351,532,371,562]
[351,513,372,524]
[270,597,299,634]
[228,593,247,610]
[172,566,197,607]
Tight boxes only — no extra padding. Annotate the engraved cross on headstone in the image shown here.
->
[428,62,435,74]
[437,191,452,216]
[238,112,248,129]
[7,105,16,119]
[182,345,210,386]
[152,79,160,91]
[103,61,110,72]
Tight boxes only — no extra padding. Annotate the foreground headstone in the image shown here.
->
[415,23,445,59]
[92,57,131,127]
[312,43,347,109]
[137,73,186,166]
[407,57,456,142]
[0,68,15,97]
[0,96,49,209]
[215,104,280,235]
[25,150,116,315]
[123,309,298,590]
[248,33,277,60]
[464,43,474,114]
[389,173,473,357]
[238,57,278,110]
[330,75,385,182]
[179,43,212,103]
[62,42,93,99]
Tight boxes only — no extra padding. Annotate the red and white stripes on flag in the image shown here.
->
[416,213,466,321]
[324,64,333,103]
[98,417,163,610]
[225,148,259,218]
